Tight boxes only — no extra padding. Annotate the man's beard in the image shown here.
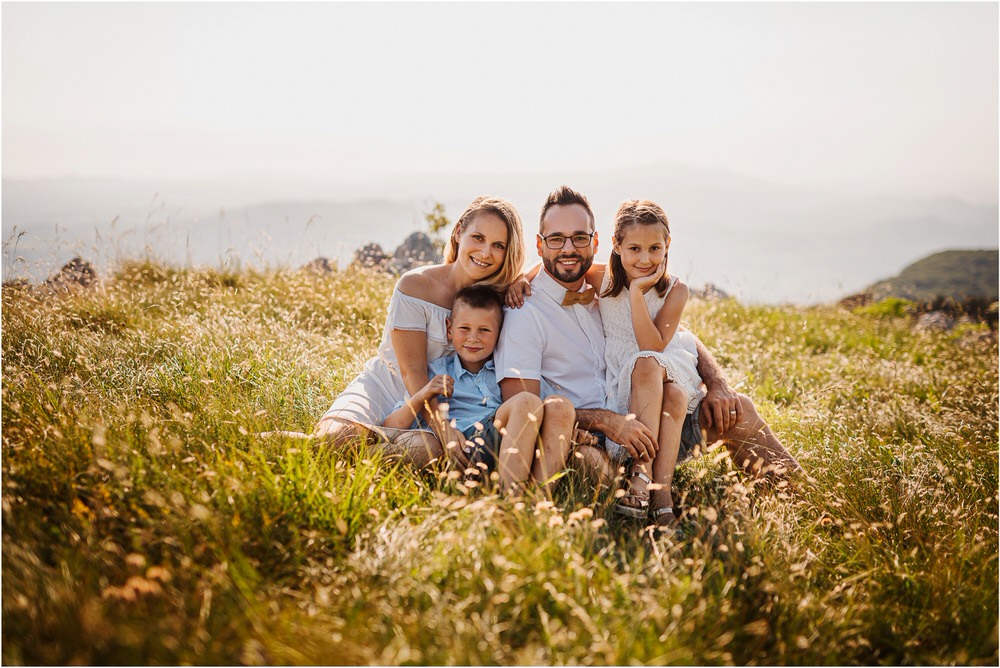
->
[543,252,594,284]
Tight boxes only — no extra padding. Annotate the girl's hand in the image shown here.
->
[629,262,666,294]
[505,275,532,308]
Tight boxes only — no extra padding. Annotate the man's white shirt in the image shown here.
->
[495,268,608,409]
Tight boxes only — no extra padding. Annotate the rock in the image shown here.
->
[44,257,97,292]
[387,232,438,274]
[692,282,731,301]
[302,257,337,273]
[352,232,439,274]
[914,311,955,331]
[353,243,388,269]
[839,292,873,309]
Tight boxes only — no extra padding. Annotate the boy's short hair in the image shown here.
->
[452,285,505,325]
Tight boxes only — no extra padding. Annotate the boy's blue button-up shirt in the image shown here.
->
[429,353,502,433]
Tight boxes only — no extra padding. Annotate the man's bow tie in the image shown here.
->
[561,287,596,307]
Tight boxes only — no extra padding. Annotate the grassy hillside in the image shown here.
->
[2,261,997,665]
[870,249,999,302]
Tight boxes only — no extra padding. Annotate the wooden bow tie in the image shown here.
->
[561,287,596,307]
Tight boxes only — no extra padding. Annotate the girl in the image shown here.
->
[596,199,703,527]
[311,196,525,468]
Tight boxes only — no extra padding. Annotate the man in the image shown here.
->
[495,185,801,488]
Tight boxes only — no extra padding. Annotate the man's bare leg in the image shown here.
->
[704,394,802,479]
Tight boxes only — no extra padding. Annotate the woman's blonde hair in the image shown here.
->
[445,196,525,289]
[602,199,671,299]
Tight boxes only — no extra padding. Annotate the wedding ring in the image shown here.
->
[729,410,737,415]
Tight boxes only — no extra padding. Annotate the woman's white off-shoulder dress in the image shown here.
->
[319,286,452,429]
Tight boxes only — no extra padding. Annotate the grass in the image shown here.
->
[2,259,997,665]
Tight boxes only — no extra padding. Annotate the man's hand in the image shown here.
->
[701,382,742,434]
[606,412,657,461]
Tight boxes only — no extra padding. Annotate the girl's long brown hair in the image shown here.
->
[601,199,671,299]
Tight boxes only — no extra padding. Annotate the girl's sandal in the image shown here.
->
[650,507,678,535]
[614,471,651,518]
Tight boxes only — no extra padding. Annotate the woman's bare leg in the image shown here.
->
[312,416,374,447]
[312,417,445,468]
[379,428,446,468]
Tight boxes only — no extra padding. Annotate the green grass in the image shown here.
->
[3,260,997,664]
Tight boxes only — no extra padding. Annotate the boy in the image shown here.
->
[383,285,554,493]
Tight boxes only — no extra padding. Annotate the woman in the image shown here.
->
[312,196,525,467]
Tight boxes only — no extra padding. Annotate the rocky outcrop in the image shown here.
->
[387,232,437,274]
[302,257,337,274]
[838,292,873,309]
[350,232,439,274]
[44,257,97,292]
[691,282,731,301]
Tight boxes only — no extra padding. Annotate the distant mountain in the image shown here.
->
[3,170,997,304]
[868,250,998,302]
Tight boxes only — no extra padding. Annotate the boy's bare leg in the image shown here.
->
[494,392,545,494]
[531,395,575,489]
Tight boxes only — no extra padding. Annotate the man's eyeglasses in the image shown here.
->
[539,232,595,250]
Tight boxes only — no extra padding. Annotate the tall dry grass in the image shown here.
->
[2,260,996,664]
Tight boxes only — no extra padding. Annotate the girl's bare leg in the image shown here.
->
[620,357,666,512]
[532,395,575,490]
[649,382,686,523]
[494,392,545,494]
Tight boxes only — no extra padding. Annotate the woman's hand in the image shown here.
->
[505,275,532,308]
[629,262,666,295]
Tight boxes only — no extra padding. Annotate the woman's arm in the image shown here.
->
[391,328,435,404]
[505,263,540,308]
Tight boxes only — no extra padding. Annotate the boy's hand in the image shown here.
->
[418,374,454,403]
[505,275,532,309]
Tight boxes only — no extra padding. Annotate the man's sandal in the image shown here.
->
[614,471,651,518]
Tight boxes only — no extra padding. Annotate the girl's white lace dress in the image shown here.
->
[599,274,705,415]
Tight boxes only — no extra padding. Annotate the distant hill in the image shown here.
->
[869,250,998,302]
[4,171,998,303]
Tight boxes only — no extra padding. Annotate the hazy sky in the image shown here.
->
[3,1,998,203]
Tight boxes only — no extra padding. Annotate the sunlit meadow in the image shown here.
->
[2,260,997,665]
